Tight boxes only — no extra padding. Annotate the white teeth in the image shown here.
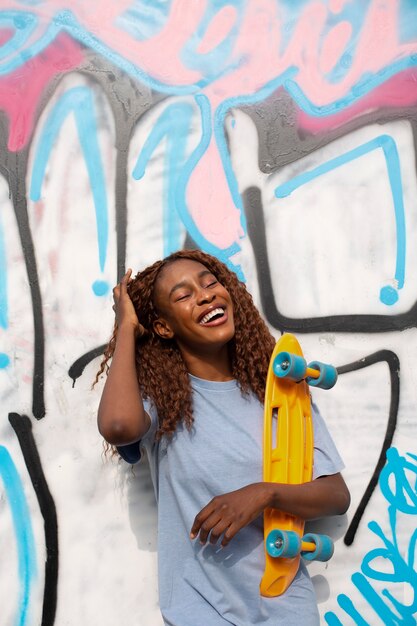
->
[200,308,224,324]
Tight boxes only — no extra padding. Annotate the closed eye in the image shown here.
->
[175,293,190,302]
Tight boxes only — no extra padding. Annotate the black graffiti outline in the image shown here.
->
[243,185,417,333]
[0,156,45,419]
[336,350,400,546]
[0,54,165,419]
[68,344,107,385]
[9,413,58,626]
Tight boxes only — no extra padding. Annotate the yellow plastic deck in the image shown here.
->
[260,333,314,597]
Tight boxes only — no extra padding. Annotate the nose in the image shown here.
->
[196,287,215,305]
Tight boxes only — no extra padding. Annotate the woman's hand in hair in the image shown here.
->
[113,269,145,338]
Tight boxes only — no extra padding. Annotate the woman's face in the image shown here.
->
[152,258,235,352]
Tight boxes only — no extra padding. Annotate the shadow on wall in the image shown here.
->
[306,515,349,603]
[121,453,158,553]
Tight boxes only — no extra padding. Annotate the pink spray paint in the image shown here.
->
[0,32,83,151]
[3,0,417,250]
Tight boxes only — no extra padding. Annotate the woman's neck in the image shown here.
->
[180,346,234,382]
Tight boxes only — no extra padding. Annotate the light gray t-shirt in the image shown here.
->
[118,375,344,626]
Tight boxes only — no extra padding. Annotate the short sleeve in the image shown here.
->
[311,401,344,479]
[116,398,159,464]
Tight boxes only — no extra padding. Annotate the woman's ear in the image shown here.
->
[153,318,174,340]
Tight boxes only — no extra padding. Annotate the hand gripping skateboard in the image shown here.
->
[260,333,337,597]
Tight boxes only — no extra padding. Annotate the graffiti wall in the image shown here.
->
[1,1,416,624]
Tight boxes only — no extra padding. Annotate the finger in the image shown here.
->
[208,519,232,546]
[120,269,132,291]
[123,268,133,282]
[221,523,239,548]
[190,503,216,539]
[112,284,120,301]
[196,511,223,545]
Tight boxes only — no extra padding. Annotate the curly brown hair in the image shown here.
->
[96,250,276,440]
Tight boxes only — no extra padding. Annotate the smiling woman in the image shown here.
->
[151,258,236,379]
[96,249,350,626]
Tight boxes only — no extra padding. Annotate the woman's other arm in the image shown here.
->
[190,474,350,547]
[97,270,150,446]
[266,472,350,519]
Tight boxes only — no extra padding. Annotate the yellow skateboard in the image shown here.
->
[260,333,337,597]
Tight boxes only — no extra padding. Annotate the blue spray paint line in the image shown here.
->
[51,9,213,94]
[0,11,38,61]
[63,0,417,112]
[11,0,42,5]
[132,101,195,256]
[0,203,8,329]
[0,6,163,87]
[0,7,236,91]
[0,197,10,368]
[353,451,417,624]
[178,72,292,278]
[328,595,371,626]
[164,105,194,256]
[398,0,417,44]
[29,86,110,296]
[0,446,37,626]
[181,0,246,78]
[362,520,412,594]
[2,7,417,107]
[351,572,410,625]
[0,352,10,367]
[326,447,417,625]
[0,11,59,75]
[274,135,406,306]
[320,2,372,85]
[174,93,244,280]
[116,0,172,42]
[380,448,417,516]
[324,613,344,626]
[214,67,299,238]
[2,6,417,116]
[133,96,242,272]
[284,53,417,118]
[380,138,406,305]
[0,5,240,96]
[277,1,372,83]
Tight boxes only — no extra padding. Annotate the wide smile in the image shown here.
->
[198,306,228,327]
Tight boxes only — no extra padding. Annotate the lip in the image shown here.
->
[197,305,227,326]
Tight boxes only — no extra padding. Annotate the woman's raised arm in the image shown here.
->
[97,270,151,446]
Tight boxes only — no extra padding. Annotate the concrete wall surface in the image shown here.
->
[0,2,416,625]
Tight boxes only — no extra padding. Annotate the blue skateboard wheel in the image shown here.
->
[306,361,338,389]
[266,529,301,558]
[273,352,306,382]
[301,533,334,561]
